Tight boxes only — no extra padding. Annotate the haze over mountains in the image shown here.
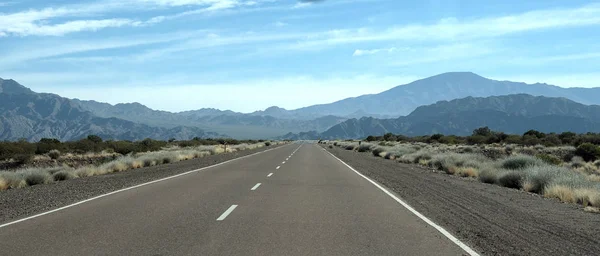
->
[2,72,600,142]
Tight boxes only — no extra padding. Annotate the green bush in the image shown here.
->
[535,153,562,165]
[13,154,34,165]
[501,155,543,170]
[265,142,271,146]
[372,147,385,156]
[574,143,600,162]
[53,171,75,181]
[357,144,372,152]
[497,171,523,189]
[24,171,51,186]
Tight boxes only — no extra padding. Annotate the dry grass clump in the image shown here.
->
[428,153,489,174]
[0,141,274,191]
[48,150,61,160]
[544,185,577,204]
[399,150,434,164]
[357,143,375,152]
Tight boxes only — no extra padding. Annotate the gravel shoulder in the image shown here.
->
[325,146,600,256]
[0,144,287,224]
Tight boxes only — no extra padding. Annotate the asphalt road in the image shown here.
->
[0,142,474,255]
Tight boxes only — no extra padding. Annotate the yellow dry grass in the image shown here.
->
[446,165,458,175]
[457,167,479,178]
[523,181,535,193]
[544,185,576,204]
[130,160,143,169]
[574,188,600,207]
[587,174,600,182]
[0,177,8,191]
[584,206,600,213]
[418,159,429,166]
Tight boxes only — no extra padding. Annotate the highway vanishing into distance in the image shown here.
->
[0,142,476,255]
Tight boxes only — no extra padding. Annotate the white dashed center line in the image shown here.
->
[251,183,261,191]
[282,161,286,164]
[267,173,273,177]
[216,205,238,221]
[276,166,280,169]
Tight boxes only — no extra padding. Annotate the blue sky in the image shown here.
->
[1,0,600,112]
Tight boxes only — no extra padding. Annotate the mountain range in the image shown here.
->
[72,100,348,139]
[3,72,600,141]
[0,78,223,142]
[284,94,600,140]
[251,72,600,118]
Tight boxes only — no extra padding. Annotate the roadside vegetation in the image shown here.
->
[323,127,600,211]
[0,136,283,191]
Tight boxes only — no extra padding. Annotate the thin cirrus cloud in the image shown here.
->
[0,0,260,37]
[288,3,600,51]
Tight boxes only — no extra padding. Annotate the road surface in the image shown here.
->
[0,142,475,255]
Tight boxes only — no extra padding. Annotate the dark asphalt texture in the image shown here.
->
[0,143,469,255]
[325,145,600,256]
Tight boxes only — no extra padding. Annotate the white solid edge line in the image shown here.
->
[267,173,273,177]
[0,144,291,229]
[216,205,238,221]
[250,183,261,191]
[325,151,480,256]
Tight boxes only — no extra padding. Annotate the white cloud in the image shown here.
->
[0,30,203,66]
[353,47,398,56]
[292,2,311,9]
[135,0,239,7]
[0,0,259,36]
[274,21,288,27]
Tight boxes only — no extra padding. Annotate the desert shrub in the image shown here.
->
[497,171,523,189]
[48,149,61,160]
[13,154,34,165]
[399,150,433,164]
[328,145,333,149]
[501,155,544,170]
[372,147,385,156]
[265,142,271,146]
[570,156,586,168]
[345,145,355,150]
[535,153,562,166]
[386,145,418,158]
[575,143,600,162]
[481,148,506,160]
[357,144,373,152]
[522,165,564,194]
[479,167,499,184]
[428,153,488,172]
[53,171,76,181]
[21,169,52,186]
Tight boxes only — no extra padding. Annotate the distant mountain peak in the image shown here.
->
[264,106,287,111]
[0,78,34,95]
